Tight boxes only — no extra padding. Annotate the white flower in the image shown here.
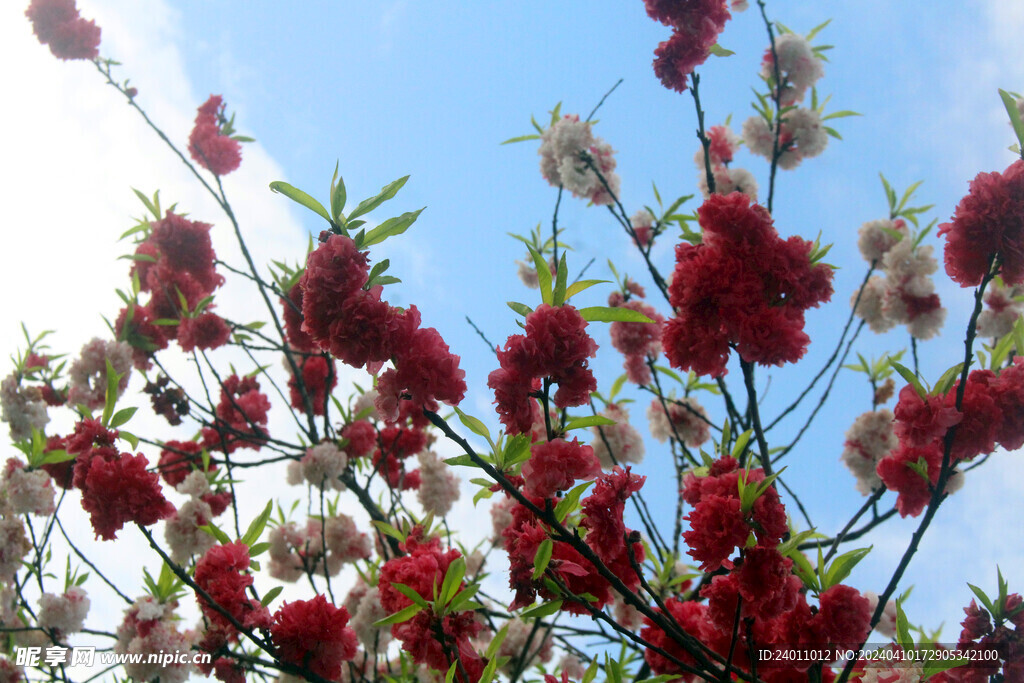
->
[590,404,645,469]
[2,459,55,516]
[164,499,216,563]
[37,586,89,636]
[647,397,710,447]
[841,410,896,495]
[761,32,824,105]
[0,374,49,442]
[67,338,132,410]
[417,450,460,517]
[539,115,620,205]
[301,442,348,490]
[0,517,30,582]
[349,585,391,652]
[857,219,909,263]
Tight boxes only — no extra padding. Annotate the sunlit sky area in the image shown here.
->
[2,0,1024,643]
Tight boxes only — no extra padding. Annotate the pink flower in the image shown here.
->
[25,0,101,61]
[194,542,270,632]
[188,96,242,176]
[79,452,176,540]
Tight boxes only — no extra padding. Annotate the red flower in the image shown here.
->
[683,494,748,571]
[79,452,175,540]
[580,467,646,590]
[148,211,223,294]
[194,542,270,632]
[892,383,962,449]
[939,159,1024,286]
[271,595,357,680]
[280,282,316,352]
[876,442,942,517]
[816,584,871,646]
[375,325,467,423]
[157,440,211,487]
[341,420,376,458]
[188,96,242,176]
[641,598,714,680]
[522,438,602,499]
[177,312,231,352]
[25,0,100,60]
[287,354,337,415]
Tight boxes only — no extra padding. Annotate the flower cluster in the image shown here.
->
[852,219,946,340]
[488,304,598,434]
[645,0,732,92]
[695,124,758,201]
[840,409,897,495]
[522,437,602,499]
[760,32,824,106]
[538,114,620,205]
[201,374,271,453]
[25,0,100,60]
[681,456,786,571]
[66,338,132,410]
[37,585,89,639]
[118,211,228,366]
[194,541,271,647]
[743,106,829,170]
[299,234,466,421]
[663,192,833,376]
[164,470,231,563]
[608,285,665,385]
[880,361,1024,516]
[115,597,196,683]
[978,278,1024,339]
[1,458,55,517]
[188,95,243,176]
[267,514,370,582]
[0,374,49,441]
[378,532,486,682]
[646,396,711,447]
[271,595,358,680]
[589,403,646,469]
[939,159,1024,287]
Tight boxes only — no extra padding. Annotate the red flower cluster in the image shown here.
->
[378,533,485,682]
[663,192,833,377]
[300,234,466,421]
[950,595,1024,681]
[270,595,357,680]
[488,304,598,434]
[939,159,1024,287]
[118,211,228,367]
[879,361,1024,516]
[522,438,602,499]
[25,0,100,60]
[157,439,215,487]
[681,456,787,571]
[201,374,271,453]
[372,423,427,490]
[287,354,337,416]
[503,496,613,615]
[62,419,175,540]
[608,290,664,386]
[188,95,242,176]
[194,542,270,634]
[645,0,731,92]
[580,467,646,591]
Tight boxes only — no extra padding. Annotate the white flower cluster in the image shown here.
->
[743,107,828,170]
[268,514,371,582]
[978,279,1024,339]
[416,450,460,517]
[590,403,645,469]
[294,441,348,491]
[0,517,30,582]
[852,224,946,340]
[539,114,620,206]
[0,373,49,442]
[115,596,195,683]
[38,586,90,637]
[840,410,897,495]
[164,470,216,563]
[694,124,758,201]
[66,337,133,410]
[647,397,711,448]
[1,458,55,517]
[761,32,824,106]
[345,580,392,652]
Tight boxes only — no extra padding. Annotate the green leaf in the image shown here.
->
[260,585,283,607]
[999,88,1024,151]
[447,583,482,613]
[374,603,422,627]
[528,245,553,306]
[564,279,610,301]
[609,374,627,401]
[533,538,553,579]
[895,599,914,650]
[552,253,569,307]
[330,164,347,220]
[931,363,965,397]
[439,556,466,606]
[967,583,997,617]
[507,301,534,317]
[821,110,862,121]
[41,449,75,465]
[484,621,510,660]
[923,653,970,680]
[269,181,332,223]
[349,176,410,221]
[582,658,599,683]
[824,126,842,140]
[790,550,820,592]
[518,599,562,619]
[453,407,492,445]
[553,480,596,523]
[108,406,137,429]
[119,431,140,450]
[578,306,654,323]
[199,524,232,545]
[501,134,541,145]
[708,43,735,57]
[101,359,121,427]
[564,415,616,431]
[249,542,270,557]
[360,208,424,248]
[444,454,478,468]
[371,520,407,543]
[132,188,159,217]
[241,501,274,547]
[890,360,927,398]
[392,582,431,609]
[823,546,872,589]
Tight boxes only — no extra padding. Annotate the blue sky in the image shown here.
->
[3,0,1024,649]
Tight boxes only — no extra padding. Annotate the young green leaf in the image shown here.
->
[349,176,410,221]
[269,181,332,223]
[577,306,654,323]
[260,585,284,607]
[564,415,616,431]
[241,501,274,547]
[528,244,553,306]
[360,208,425,248]
[533,538,553,579]
[374,603,422,627]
